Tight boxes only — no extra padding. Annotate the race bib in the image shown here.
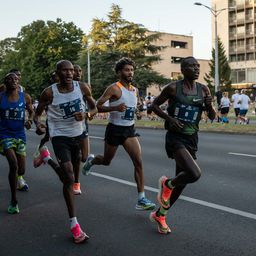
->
[121,107,135,120]
[174,103,199,124]
[5,108,25,120]
[59,98,82,119]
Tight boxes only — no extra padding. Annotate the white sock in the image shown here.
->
[138,192,145,200]
[70,217,78,229]
[43,156,52,163]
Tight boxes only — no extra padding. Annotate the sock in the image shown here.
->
[70,217,78,229]
[165,179,174,189]
[138,191,145,200]
[156,206,168,217]
[17,175,23,180]
[43,155,52,163]
[159,206,169,216]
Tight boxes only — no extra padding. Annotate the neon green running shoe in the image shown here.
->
[8,203,20,214]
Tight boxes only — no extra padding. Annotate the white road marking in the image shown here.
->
[91,172,256,221]
[89,136,104,140]
[228,152,256,158]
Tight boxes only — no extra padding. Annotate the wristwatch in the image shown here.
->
[86,112,91,119]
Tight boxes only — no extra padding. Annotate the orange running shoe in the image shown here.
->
[149,211,171,234]
[157,176,173,208]
[73,183,82,195]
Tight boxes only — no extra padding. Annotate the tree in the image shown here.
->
[78,4,169,97]
[204,37,232,93]
[0,19,83,98]
[0,37,19,68]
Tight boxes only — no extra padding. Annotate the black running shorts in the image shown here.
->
[105,123,137,146]
[165,131,198,160]
[51,135,82,164]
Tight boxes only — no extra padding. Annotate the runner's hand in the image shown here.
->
[36,123,46,135]
[74,112,85,121]
[167,117,184,131]
[24,120,32,130]
[116,103,126,112]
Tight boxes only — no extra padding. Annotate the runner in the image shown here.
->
[72,64,96,195]
[0,69,29,191]
[0,73,33,213]
[149,56,216,234]
[33,60,96,243]
[82,57,156,211]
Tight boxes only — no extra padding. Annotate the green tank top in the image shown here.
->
[166,80,204,135]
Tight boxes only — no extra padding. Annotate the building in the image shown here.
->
[147,32,210,95]
[212,0,256,87]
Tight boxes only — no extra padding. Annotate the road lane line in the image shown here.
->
[89,136,104,140]
[228,152,256,158]
[91,172,256,220]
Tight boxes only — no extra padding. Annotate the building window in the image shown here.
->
[237,54,245,61]
[230,55,237,62]
[246,53,254,60]
[231,69,246,83]
[237,70,246,83]
[247,68,256,82]
[171,41,187,49]
[171,57,183,64]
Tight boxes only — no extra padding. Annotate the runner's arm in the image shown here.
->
[79,82,97,119]
[33,87,52,129]
[96,85,126,113]
[202,85,216,120]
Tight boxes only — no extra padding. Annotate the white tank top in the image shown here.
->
[47,81,85,137]
[109,82,137,126]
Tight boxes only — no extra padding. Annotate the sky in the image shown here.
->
[0,0,212,59]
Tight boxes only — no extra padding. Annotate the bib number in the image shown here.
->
[121,107,135,121]
[5,108,25,120]
[174,103,199,124]
[59,98,82,119]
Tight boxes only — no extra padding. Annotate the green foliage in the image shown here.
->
[78,4,168,97]
[204,37,232,93]
[0,19,83,98]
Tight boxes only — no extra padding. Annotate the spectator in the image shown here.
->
[231,90,241,124]
[239,89,251,124]
[220,92,231,123]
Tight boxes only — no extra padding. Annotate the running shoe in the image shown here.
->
[136,197,156,210]
[17,176,29,191]
[73,183,82,195]
[149,211,171,234]
[82,154,95,175]
[33,145,51,168]
[157,176,173,208]
[71,224,89,244]
[8,202,20,214]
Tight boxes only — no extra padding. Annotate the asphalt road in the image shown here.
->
[0,125,256,256]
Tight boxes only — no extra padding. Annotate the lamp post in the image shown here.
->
[194,2,235,93]
[87,43,91,85]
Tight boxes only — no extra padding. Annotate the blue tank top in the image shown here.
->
[0,91,26,141]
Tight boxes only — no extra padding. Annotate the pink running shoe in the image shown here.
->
[71,224,89,244]
[157,176,173,208]
[149,211,171,234]
[33,145,51,168]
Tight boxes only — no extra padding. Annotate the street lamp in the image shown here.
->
[87,43,91,85]
[194,2,235,93]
